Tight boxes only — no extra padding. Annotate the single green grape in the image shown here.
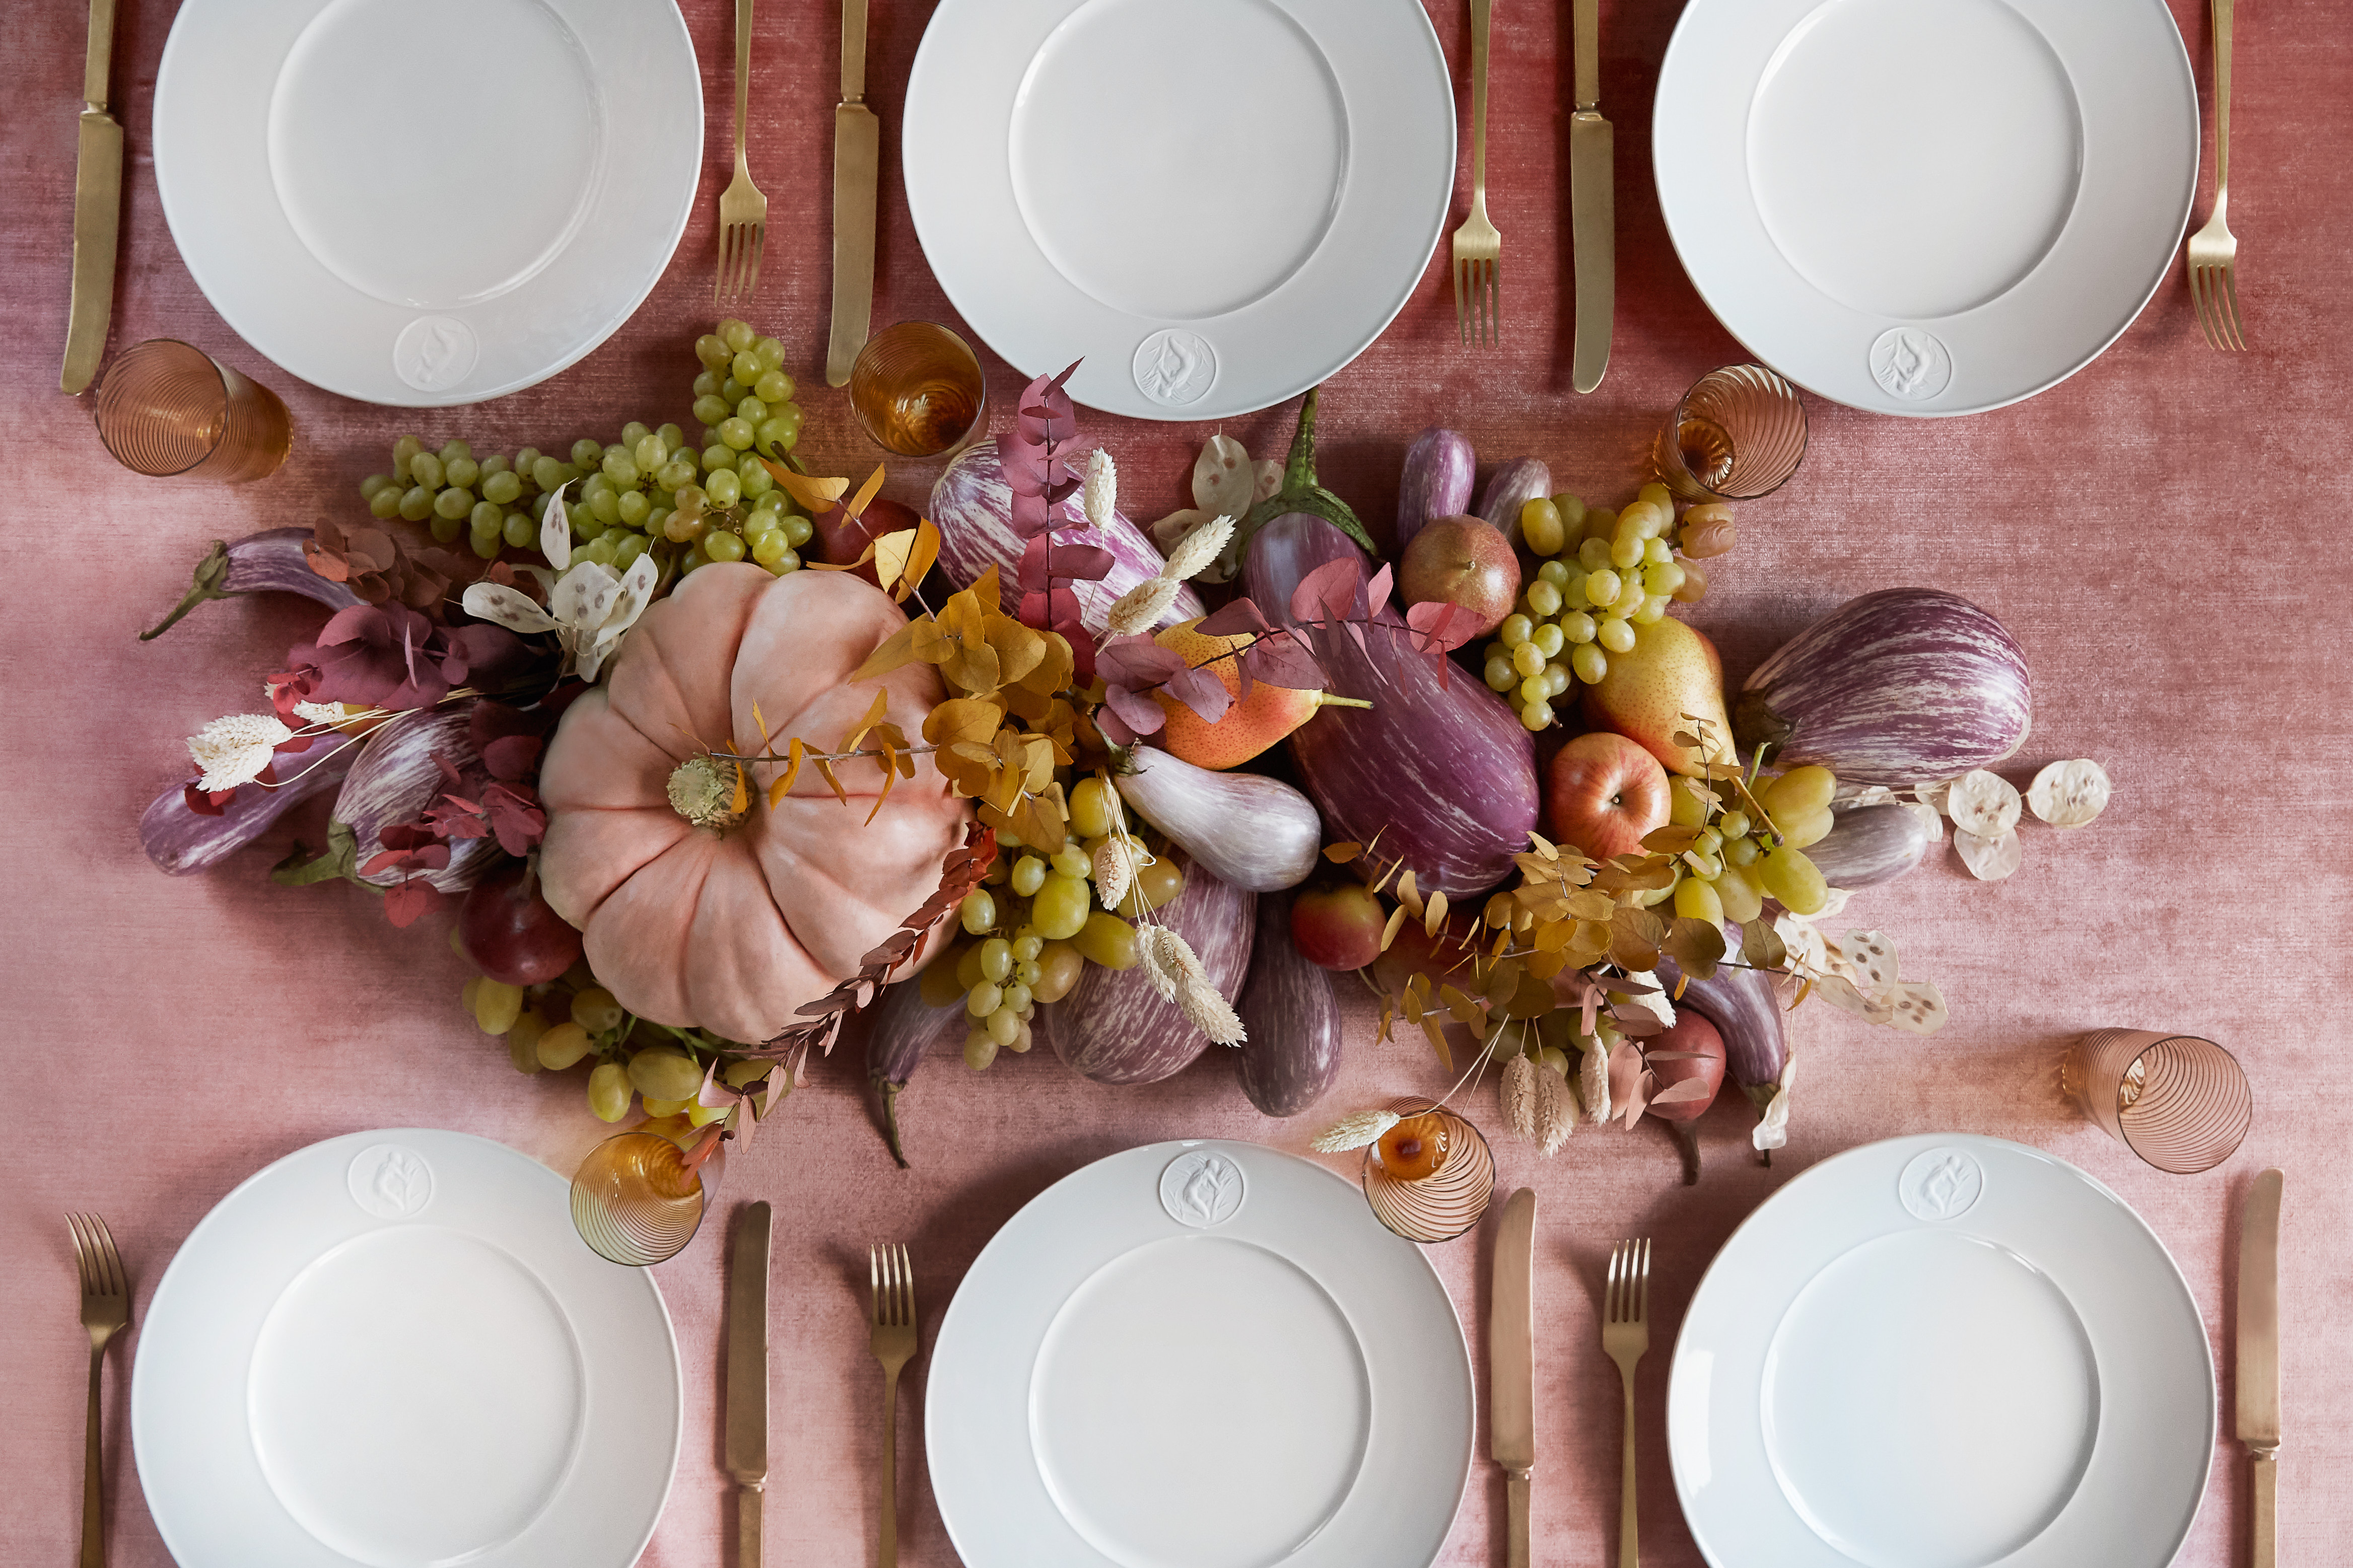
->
[1537,558,1572,588]
[695,333,733,371]
[1630,595,1670,625]
[615,535,648,569]
[581,537,616,566]
[1526,580,1564,617]
[589,490,622,523]
[481,469,521,505]
[1050,844,1090,880]
[1674,876,1724,923]
[1643,536,1674,567]
[1598,618,1637,654]
[1644,560,1686,595]
[754,417,796,453]
[391,435,424,474]
[749,530,788,566]
[738,462,774,501]
[1518,674,1549,706]
[616,490,651,527]
[1520,698,1554,731]
[445,457,479,489]
[502,513,534,548]
[1012,933,1044,963]
[1561,611,1597,644]
[728,350,760,384]
[752,336,787,373]
[1552,492,1589,533]
[478,454,511,478]
[1512,640,1546,677]
[1758,846,1828,914]
[429,513,463,544]
[752,369,792,404]
[468,498,501,532]
[360,472,394,501]
[601,450,639,486]
[1530,621,1565,659]
[512,446,542,478]
[1724,834,1760,868]
[567,439,599,467]
[704,530,746,563]
[1571,644,1608,684]
[703,444,737,472]
[653,459,693,493]
[527,456,562,490]
[432,486,473,521]
[1033,873,1090,939]
[736,396,768,425]
[469,520,502,560]
[1498,613,1533,648]
[979,938,1014,983]
[407,451,445,489]
[587,1062,632,1121]
[705,468,742,508]
[1484,657,1516,692]
[1543,663,1571,698]
[1584,569,1622,608]
[767,548,801,575]
[368,486,402,520]
[1010,854,1047,896]
[691,394,730,427]
[783,516,814,548]
[718,417,755,450]
[720,376,746,404]
[1609,534,1644,570]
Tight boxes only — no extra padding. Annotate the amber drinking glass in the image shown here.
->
[1651,364,1808,504]
[571,1130,725,1265]
[2063,1028,2252,1174]
[1361,1097,1495,1244]
[92,340,292,482]
[848,321,986,458]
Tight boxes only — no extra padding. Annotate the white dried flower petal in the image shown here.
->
[1251,458,1283,504]
[1082,449,1118,530]
[1091,838,1135,913]
[1839,929,1899,999]
[1947,769,2022,837]
[1103,576,1182,637]
[1773,913,1830,976]
[1619,973,1676,1030]
[1149,507,1212,554]
[1501,1053,1539,1139]
[1192,435,1255,522]
[1915,778,1959,815]
[1954,826,2023,881]
[539,481,573,570]
[549,560,621,633]
[293,700,367,727]
[2027,759,2110,828]
[187,712,295,792]
[1535,1064,1576,1156]
[1886,979,1949,1035]
[1811,973,1894,1025]
[1162,514,1235,583]
[1578,1040,1612,1124]
[1905,800,1945,844]
[1310,1109,1398,1153]
[461,582,562,635]
[1753,1057,1796,1153]
[1839,784,1900,809]
[1181,977,1246,1045]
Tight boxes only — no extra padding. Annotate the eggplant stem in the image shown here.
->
[141,540,232,641]
[1660,1117,1702,1185]
[875,1079,912,1170]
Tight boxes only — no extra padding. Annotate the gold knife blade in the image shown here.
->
[1569,0,1613,395]
[61,0,122,396]
[1491,1187,1536,1568]
[725,1201,772,1568]
[825,0,876,388]
[2238,1169,2282,1568]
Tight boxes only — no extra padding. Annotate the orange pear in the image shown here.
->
[1149,620,1365,769]
[1582,616,1737,776]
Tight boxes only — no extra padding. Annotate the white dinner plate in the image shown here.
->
[1654,0,2199,415]
[902,0,1456,421]
[132,1129,682,1568]
[153,0,701,406]
[1669,1134,2214,1568]
[927,1139,1474,1567]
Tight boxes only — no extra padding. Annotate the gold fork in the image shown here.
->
[70,1214,129,1568]
[1450,0,1501,345]
[714,0,768,310]
[868,1243,918,1568]
[2188,0,2244,350]
[1602,1238,1650,1568]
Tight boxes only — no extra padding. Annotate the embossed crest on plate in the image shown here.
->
[1158,1149,1245,1229]
[1131,329,1217,407]
[393,315,478,393]
[1898,1147,1984,1222]
[1868,326,1953,401]
[348,1144,435,1219]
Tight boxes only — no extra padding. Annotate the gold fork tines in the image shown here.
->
[2188,0,2245,350]
[714,0,769,310]
[1449,0,1501,346]
[71,1214,130,1568]
[868,1243,918,1568]
[1601,1238,1651,1568]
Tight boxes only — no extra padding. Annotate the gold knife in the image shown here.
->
[2238,1169,2283,1568]
[1569,0,1613,395]
[1491,1187,1537,1568]
[824,0,878,388]
[62,0,123,395]
[726,1201,773,1568]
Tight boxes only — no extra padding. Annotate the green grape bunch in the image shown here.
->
[353,317,816,586]
[1480,481,1738,732]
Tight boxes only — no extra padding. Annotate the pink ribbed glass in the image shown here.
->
[2063,1028,2252,1174]
[1651,364,1808,503]
[92,340,291,482]
[1361,1097,1495,1244]
[571,1130,725,1265]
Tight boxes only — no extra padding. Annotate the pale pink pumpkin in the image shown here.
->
[537,563,971,1044]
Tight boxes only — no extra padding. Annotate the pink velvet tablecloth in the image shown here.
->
[4,1,2349,1564]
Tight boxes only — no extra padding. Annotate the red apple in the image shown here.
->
[812,495,924,586]
[1398,514,1521,636]
[1644,1012,1726,1123]
[1545,731,1672,861]
[1290,884,1388,972]
[458,860,583,985]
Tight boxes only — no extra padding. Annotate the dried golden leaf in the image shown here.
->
[902,519,942,600]
[1424,889,1449,938]
[1641,824,1704,854]
[751,701,770,747]
[806,541,877,575]
[1527,831,1559,860]
[850,618,928,684]
[1323,841,1362,864]
[864,753,898,824]
[768,465,849,511]
[1379,902,1409,953]
[1740,919,1787,972]
[869,529,919,597]
[1527,948,1567,980]
[985,614,1048,686]
[844,464,887,520]
[729,760,749,817]
[813,756,848,805]
[837,689,892,756]
[1394,868,1423,917]
[1012,790,1067,855]
[1567,889,1616,922]
[1420,1015,1455,1075]
[1400,986,1424,1026]
[1661,916,1725,980]
[1439,984,1483,1030]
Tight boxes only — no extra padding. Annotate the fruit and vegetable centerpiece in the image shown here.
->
[139,334,2112,1191]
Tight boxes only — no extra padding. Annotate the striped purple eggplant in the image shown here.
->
[1476,458,1553,550]
[1651,924,1786,1090]
[140,732,358,875]
[143,529,364,640]
[1288,612,1538,898]
[1235,892,1344,1117]
[1115,747,1322,892]
[1242,512,1366,621]
[1809,802,1939,889]
[928,443,1201,637]
[334,706,500,892]
[1041,856,1255,1086]
[1395,427,1474,550]
[1735,588,2031,787]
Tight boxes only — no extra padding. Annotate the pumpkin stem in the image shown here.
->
[667,754,748,831]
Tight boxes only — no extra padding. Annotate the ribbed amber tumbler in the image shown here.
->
[1361,1097,1495,1244]
[2063,1028,2252,1175]
[93,340,291,482]
[1651,364,1808,504]
[571,1130,724,1265]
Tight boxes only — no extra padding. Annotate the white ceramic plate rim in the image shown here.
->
[925,1138,1475,1567]
[1667,1132,2216,1568]
[130,1128,682,1568]
[152,0,701,407]
[902,0,1455,421]
[1653,0,2198,416]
